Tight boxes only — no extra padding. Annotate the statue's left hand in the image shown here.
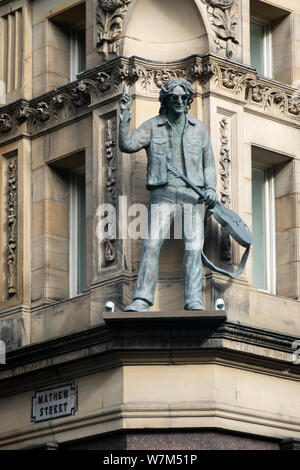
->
[204,189,216,209]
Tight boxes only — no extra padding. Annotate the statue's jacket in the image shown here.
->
[119,113,217,191]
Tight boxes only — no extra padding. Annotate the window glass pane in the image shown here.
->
[250,22,264,75]
[77,29,86,74]
[70,28,86,80]
[77,173,86,293]
[252,167,267,290]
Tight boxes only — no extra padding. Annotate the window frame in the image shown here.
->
[250,16,273,79]
[69,167,86,297]
[252,162,276,294]
[69,23,86,82]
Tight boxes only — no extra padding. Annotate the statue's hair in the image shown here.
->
[159,78,195,115]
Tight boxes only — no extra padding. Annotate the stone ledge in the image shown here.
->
[0,318,296,377]
[280,438,300,450]
[0,315,298,400]
[1,400,299,449]
[103,310,227,323]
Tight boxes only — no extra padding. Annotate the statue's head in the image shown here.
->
[159,78,195,115]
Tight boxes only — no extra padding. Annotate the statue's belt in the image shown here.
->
[167,165,253,279]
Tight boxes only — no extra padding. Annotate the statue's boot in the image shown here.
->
[124,299,150,312]
[185,301,205,311]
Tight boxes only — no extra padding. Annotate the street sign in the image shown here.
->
[31,382,77,423]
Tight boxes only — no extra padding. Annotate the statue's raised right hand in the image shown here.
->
[120,84,133,112]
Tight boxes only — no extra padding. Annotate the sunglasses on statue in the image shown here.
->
[170,94,188,102]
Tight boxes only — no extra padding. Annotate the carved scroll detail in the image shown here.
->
[219,117,232,263]
[0,114,12,132]
[219,117,231,206]
[96,0,132,60]
[201,0,240,58]
[7,158,17,297]
[104,118,117,264]
[0,56,299,140]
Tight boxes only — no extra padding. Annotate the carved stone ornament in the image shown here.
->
[7,158,17,297]
[104,118,117,264]
[0,56,299,141]
[0,114,12,132]
[96,0,132,60]
[53,93,75,122]
[201,0,240,58]
[16,102,50,126]
[219,117,232,263]
[246,79,300,116]
[219,117,231,206]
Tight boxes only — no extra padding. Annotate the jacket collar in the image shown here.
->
[158,114,197,126]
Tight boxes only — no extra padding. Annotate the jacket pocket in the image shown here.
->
[151,137,168,155]
[188,137,201,145]
[186,136,200,156]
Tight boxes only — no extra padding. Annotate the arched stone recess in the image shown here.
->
[96,0,242,63]
[121,0,210,61]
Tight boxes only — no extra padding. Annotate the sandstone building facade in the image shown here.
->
[0,0,299,450]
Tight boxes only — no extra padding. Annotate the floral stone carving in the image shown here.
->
[219,117,232,263]
[0,56,299,140]
[201,0,240,59]
[7,158,18,297]
[0,114,12,133]
[96,0,132,60]
[104,118,117,264]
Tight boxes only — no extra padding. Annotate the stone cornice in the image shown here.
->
[2,400,300,449]
[0,55,299,143]
[0,318,299,399]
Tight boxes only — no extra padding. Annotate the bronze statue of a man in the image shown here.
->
[119,78,217,312]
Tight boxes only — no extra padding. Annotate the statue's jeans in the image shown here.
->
[133,185,205,308]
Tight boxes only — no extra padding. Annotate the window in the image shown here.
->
[44,151,86,302]
[69,170,86,296]
[251,147,297,299]
[250,17,272,78]
[1,8,23,95]
[70,26,86,81]
[252,165,276,293]
[250,0,292,84]
[48,2,86,84]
